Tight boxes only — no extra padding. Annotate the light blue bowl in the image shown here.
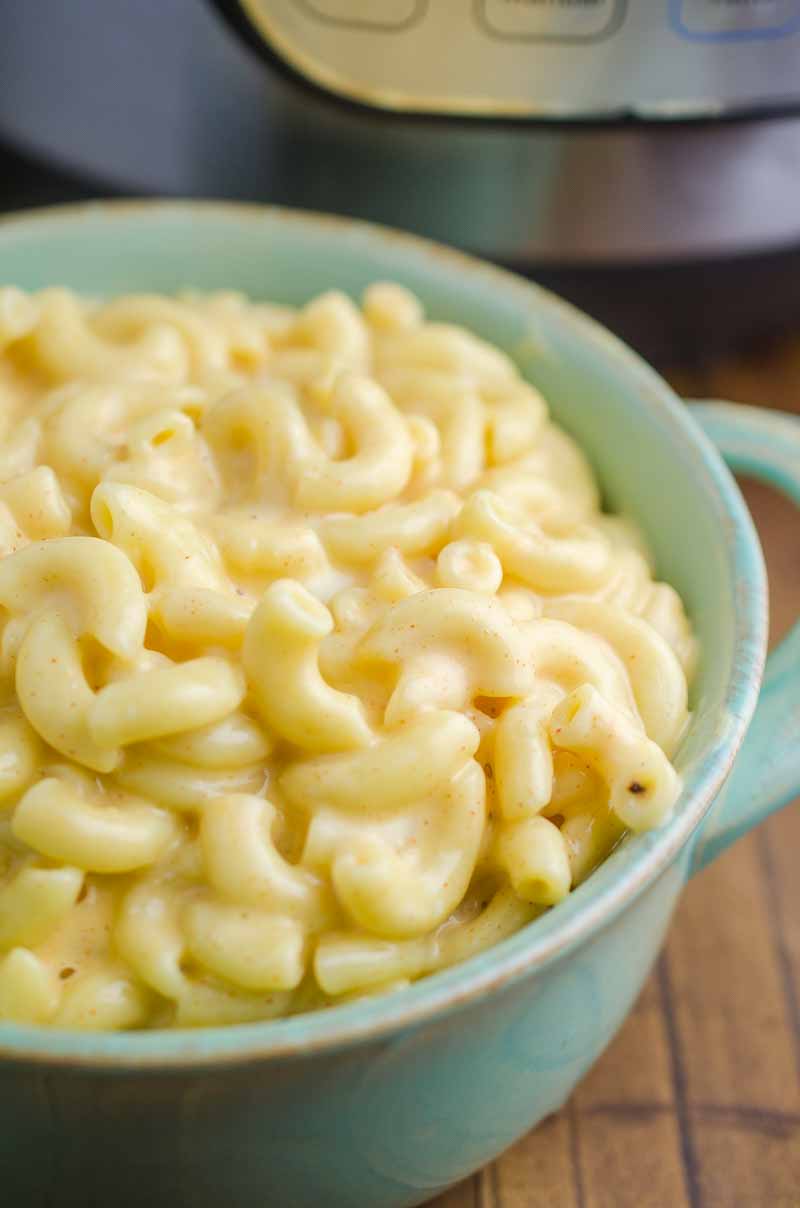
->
[1,203,799,1208]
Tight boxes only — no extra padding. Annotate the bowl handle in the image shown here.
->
[687,401,800,873]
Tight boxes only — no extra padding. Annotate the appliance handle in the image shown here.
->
[688,401,800,873]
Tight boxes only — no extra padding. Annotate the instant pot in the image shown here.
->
[1,0,799,361]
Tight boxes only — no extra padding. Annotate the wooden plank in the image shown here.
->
[690,1107,800,1207]
[429,1175,477,1208]
[762,806,800,1088]
[477,1168,496,1208]
[428,1116,578,1208]
[572,1105,690,1208]
[492,1111,580,1208]
[570,977,690,1208]
[664,829,800,1114]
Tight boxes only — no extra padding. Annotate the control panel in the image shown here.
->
[239,0,800,117]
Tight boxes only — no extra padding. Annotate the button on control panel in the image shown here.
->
[477,0,627,42]
[295,0,426,30]
[672,0,800,39]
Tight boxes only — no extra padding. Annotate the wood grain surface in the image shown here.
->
[429,348,800,1208]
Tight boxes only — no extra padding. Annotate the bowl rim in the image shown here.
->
[0,200,768,1068]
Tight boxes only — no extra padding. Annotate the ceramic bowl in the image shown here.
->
[1,203,799,1208]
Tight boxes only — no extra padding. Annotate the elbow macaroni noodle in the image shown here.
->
[0,282,695,1029]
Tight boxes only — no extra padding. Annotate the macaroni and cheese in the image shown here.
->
[0,283,695,1029]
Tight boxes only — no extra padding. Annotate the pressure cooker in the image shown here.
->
[1,0,799,361]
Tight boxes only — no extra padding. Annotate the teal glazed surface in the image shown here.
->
[0,204,798,1208]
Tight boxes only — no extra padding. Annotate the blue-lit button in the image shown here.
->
[671,0,800,40]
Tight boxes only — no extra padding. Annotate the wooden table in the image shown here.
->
[431,346,800,1208]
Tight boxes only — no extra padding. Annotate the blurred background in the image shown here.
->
[1,3,799,1203]
[2,0,800,370]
